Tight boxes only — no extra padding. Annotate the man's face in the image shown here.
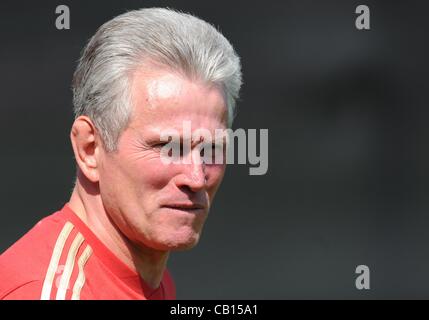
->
[97,66,228,251]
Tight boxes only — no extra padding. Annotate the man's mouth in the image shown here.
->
[162,202,206,212]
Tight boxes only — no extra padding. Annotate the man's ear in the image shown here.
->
[70,116,102,183]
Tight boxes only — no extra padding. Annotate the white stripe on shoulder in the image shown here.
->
[71,245,93,300]
[56,233,85,300]
[40,221,74,300]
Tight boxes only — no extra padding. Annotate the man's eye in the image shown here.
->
[155,142,186,158]
[153,142,168,148]
[200,145,216,156]
[200,144,225,164]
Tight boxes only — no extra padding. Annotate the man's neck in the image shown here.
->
[68,177,169,289]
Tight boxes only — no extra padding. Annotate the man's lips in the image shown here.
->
[162,202,206,210]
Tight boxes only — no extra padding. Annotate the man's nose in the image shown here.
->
[177,149,207,192]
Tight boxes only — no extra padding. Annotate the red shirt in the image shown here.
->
[0,204,176,300]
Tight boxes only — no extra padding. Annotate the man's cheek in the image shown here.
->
[208,165,226,184]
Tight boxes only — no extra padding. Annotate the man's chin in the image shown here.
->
[159,233,201,251]
[169,240,199,251]
[135,231,201,252]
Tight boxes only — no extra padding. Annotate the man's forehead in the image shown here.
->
[130,110,228,131]
[129,70,228,129]
[145,73,185,109]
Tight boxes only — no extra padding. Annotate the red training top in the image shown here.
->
[0,204,176,300]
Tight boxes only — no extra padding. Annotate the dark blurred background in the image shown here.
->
[1,0,428,299]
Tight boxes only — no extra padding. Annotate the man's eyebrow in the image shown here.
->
[133,127,168,139]
[140,127,227,146]
[128,126,165,144]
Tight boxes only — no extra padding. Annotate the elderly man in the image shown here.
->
[0,8,241,300]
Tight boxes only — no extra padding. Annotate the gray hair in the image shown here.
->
[72,7,242,152]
